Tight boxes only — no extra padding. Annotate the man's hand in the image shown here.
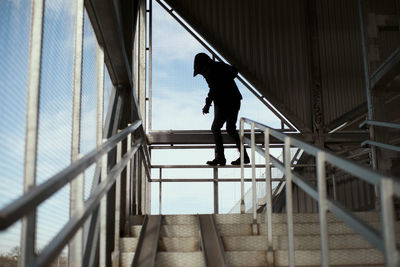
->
[202,105,210,115]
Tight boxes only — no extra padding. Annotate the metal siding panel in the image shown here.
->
[317,0,366,126]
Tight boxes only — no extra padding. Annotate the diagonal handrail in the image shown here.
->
[240,117,400,267]
[0,120,142,231]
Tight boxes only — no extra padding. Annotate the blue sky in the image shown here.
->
[0,0,285,254]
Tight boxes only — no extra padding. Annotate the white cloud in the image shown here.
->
[152,2,206,65]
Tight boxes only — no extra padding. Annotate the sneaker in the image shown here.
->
[231,156,250,165]
[206,158,226,166]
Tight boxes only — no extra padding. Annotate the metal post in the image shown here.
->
[380,178,399,267]
[112,140,122,267]
[264,130,272,247]
[69,0,85,264]
[125,130,132,232]
[317,152,329,267]
[251,123,257,223]
[214,168,219,214]
[20,0,44,265]
[240,118,245,213]
[332,174,337,201]
[159,168,162,215]
[99,144,108,267]
[70,155,84,267]
[358,0,379,210]
[284,137,295,267]
[138,0,147,129]
[148,0,153,131]
[265,129,274,265]
[96,44,104,147]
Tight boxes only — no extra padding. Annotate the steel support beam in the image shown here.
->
[306,0,324,134]
[147,131,369,145]
[84,0,134,87]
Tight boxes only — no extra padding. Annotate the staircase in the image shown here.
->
[119,212,389,267]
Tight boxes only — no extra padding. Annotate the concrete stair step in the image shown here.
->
[215,212,381,224]
[158,237,200,252]
[216,221,396,236]
[129,212,381,226]
[129,225,142,237]
[120,252,135,267]
[274,248,383,266]
[162,214,198,225]
[155,252,205,267]
[120,237,139,252]
[222,234,375,251]
[131,224,199,238]
[226,251,267,267]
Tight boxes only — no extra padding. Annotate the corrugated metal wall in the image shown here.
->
[316,0,366,126]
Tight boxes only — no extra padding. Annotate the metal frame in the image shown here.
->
[240,117,400,267]
[360,120,400,130]
[70,0,85,264]
[20,0,45,264]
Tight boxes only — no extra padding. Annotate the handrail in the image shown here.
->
[0,120,142,231]
[33,142,141,267]
[240,117,400,267]
[361,140,400,153]
[359,119,400,130]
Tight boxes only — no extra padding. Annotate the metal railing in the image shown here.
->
[240,117,400,267]
[359,120,400,152]
[0,121,149,267]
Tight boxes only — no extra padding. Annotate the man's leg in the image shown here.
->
[208,106,226,165]
[226,103,249,165]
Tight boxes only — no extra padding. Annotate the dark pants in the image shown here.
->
[211,102,242,158]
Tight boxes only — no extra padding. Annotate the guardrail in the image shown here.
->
[359,120,400,153]
[0,120,148,267]
[240,117,400,267]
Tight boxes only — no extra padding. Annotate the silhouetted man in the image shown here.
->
[193,53,250,166]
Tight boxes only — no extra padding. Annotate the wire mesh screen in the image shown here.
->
[81,9,97,199]
[104,61,113,123]
[0,0,32,255]
[35,0,75,254]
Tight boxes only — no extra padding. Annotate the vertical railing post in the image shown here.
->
[99,142,108,267]
[358,0,379,210]
[148,0,153,131]
[125,129,132,233]
[380,178,399,267]
[112,139,122,267]
[159,168,162,215]
[69,0,85,264]
[21,0,45,265]
[317,152,329,267]
[96,38,106,267]
[240,118,245,213]
[284,137,295,267]
[265,129,274,265]
[332,174,337,201]
[214,167,219,214]
[251,123,257,229]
